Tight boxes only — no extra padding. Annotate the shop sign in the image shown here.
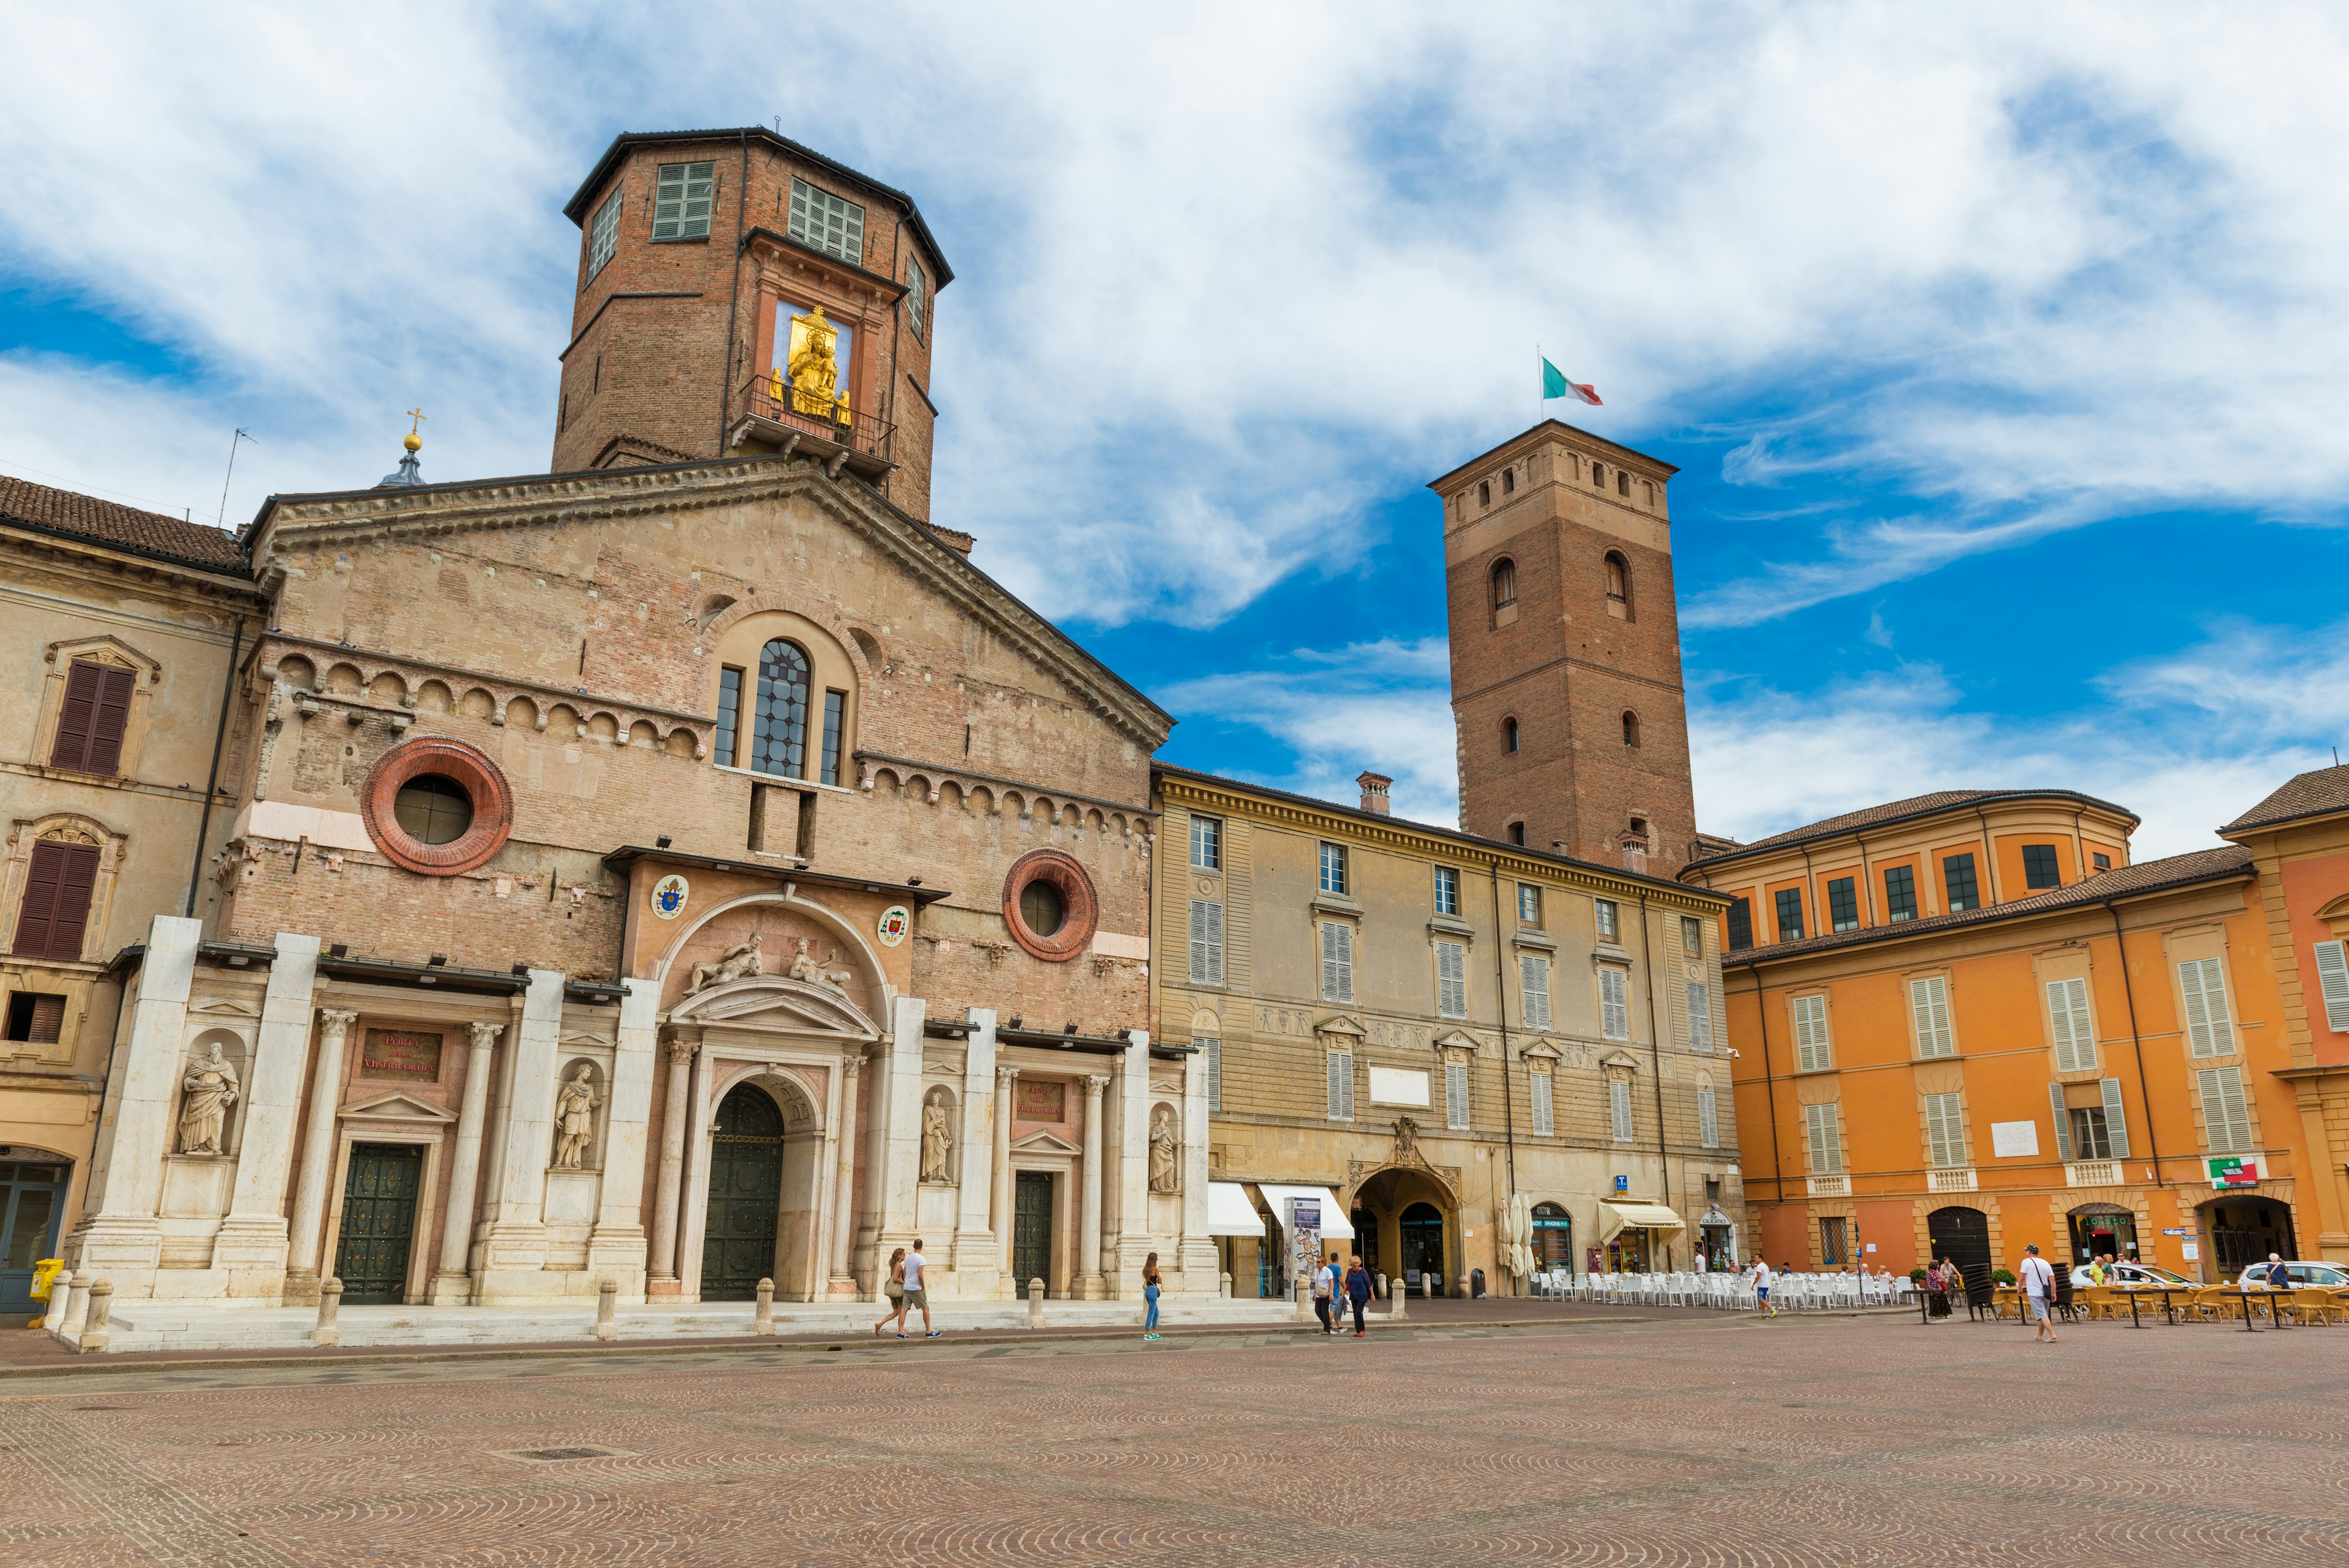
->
[2181,1241,2200,1261]
[2206,1155,2263,1189]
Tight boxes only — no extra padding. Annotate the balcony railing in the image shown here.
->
[2066,1160,2124,1187]
[733,374,896,470]
[1805,1173,1849,1197]
[1926,1167,1978,1192]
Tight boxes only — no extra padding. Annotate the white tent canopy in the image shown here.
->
[1598,1201,1686,1244]
[1253,1184,1356,1239]
[1206,1181,1266,1237]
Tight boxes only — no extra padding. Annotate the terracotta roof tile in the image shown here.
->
[1691,788,2137,864]
[2224,765,2349,833]
[0,472,249,573]
[1727,844,2252,962]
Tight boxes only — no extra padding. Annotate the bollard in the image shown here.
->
[754,1277,774,1336]
[593,1277,619,1341]
[1219,1271,1233,1301]
[1389,1276,1408,1321]
[1027,1276,1046,1328]
[59,1273,92,1342]
[77,1280,114,1354]
[312,1277,344,1347]
[1376,1272,1389,1301]
[1294,1274,1316,1324]
[41,1270,75,1336]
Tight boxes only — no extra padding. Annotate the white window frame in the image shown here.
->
[1520,954,1551,1030]
[586,190,622,282]
[1433,866,1460,918]
[1599,966,1630,1041]
[1518,884,1542,926]
[1909,975,1954,1060]
[1792,993,1832,1072]
[1609,1078,1633,1142]
[652,161,716,242]
[1327,1049,1354,1121]
[1319,920,1354,1004]
[1803,1101,1843,1175]
[1436,941,1468,1019]
[787,177,865,262]
[2178,957,2236,1058]
[1531,1071,1554,1137]
[1319,841,1347,895]
[1445,1058,1471,1131]
[1595,898,1620,943]
[1686,981,1713,1052]
[2045,976,2096,1072]
[1923,1090,1967,1169]
[1188,899,1224,986]
[1189,815,1220,871]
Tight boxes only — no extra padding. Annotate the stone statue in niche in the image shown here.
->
[919,1087,954,1183]
[1148,1104,1181,1194]
[177,1041,240,1156]
[686,932,763,994]
[785,937,855,992]
[552,1063,603,1169]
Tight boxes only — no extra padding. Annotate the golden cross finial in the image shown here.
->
[403,406,426,453]
[407,406,428,433]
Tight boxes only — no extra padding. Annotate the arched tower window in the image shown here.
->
[1490,558,1516,608]
[1504,717,1521,752]
[1605,551,1632,620]
[1477,480,1491,508]
[1591,462,1605,489]
[1621,710,1641,748]
[751,639,811,776]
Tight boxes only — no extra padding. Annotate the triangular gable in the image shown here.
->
[1010,1128,1082,1157]
[669,973,879,1039]
[1518,1038,1564,1062]
[1598,1049,1641,1074]
[1431,1028,1483,1055]
[340,1090,458,1123]
[187,998,262,1018]
[1313,1012,1366,1039]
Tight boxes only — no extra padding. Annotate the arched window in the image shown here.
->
[1502,467,1515,494]
[1617,469,1630,497]
[1478,480,1491,507]
[1507,822,1526,847]
[751,639,811,776]
[1621,710,1640,748]
[1591,462,1605,489]
[1504,717,1521,752]
[1605,551,1631,619]
[1490,558,1516,608]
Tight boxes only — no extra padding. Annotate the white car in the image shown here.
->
[2233,1260,2349,1290]
[2071,1261,2192,1288]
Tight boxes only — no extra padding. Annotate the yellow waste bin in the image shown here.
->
[28,1257,66,1326]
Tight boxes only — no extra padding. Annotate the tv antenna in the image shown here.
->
[215,428,256,529]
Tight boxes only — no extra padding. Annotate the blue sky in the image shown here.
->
[7,4,2349,856]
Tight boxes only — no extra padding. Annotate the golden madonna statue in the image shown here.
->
[771,305,852,426]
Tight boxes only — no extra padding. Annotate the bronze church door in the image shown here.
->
[702,1085,785,1301]
[1012,1170,1053,1296]
[335,1143,423,1304]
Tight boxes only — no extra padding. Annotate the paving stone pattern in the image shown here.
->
[3,1317,2347,1566]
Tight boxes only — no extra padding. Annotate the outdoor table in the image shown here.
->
[2118,1285,2184,1327]
[2232,1288,2268,1331]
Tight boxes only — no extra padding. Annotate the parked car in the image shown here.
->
[2232,1260,2349,1290]
[2073,1260,2192,1288]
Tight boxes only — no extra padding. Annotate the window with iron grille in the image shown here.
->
[1942,853,1980,912]
[587,190,622,281]
[1188,899,1224,986]
[1827,877,1858,932]
[2022,844,2061,889]
[1436,941,1467,1019]
[1190,816,1220,871]
[789,177,865,262]
[651,162,715,241]
[1774,888,1805,942]
[1819,1216,1847,1265]
[1520,954,1551,1029]
[1883,864,1918,922]
[1433,866,1460,917]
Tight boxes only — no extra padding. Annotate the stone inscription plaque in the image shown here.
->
[1015,1079,1066,1122]
[360,1028,443,1082]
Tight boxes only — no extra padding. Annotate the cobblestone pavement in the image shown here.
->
[3,1314,2345,1566]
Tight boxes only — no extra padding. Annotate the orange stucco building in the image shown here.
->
[1682,789,2313,1284]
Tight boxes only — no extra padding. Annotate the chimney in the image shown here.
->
[1356,771,1392,815]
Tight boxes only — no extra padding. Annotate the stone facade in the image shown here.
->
[1433,423,1698,876]
[1157,767,1737,1298]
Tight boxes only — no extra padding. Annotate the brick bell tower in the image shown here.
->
[552,128,952,524]
[1433,422,1699,875]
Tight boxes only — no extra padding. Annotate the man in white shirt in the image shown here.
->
[1313,1256,1341,1334]
[899,1238,941,1339]
[1748,1258,1775,1317]
[2019,1243,2058,1342]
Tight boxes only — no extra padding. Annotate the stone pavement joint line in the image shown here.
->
[4,1318,2349,1566]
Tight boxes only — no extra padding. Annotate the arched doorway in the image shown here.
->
[0,1150,69,1313]
[2067,1204,2138,1266]
[1400,1202,1447,1296]
[2202,1198,2295,1280]
[1531,1203,1573,1275]
[1348,1164,1454,1298]
[1927,1206,1991,1293]
[702,1084,785,1301]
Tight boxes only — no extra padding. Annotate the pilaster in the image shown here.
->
[67,913,201,1292]
[472,968,565,1296]
[585,976,659,1299]
[1178,1040,1217,1283]
[1110,1030,1152,1291]
[282,1005,357,1304]
[210,931,321,1297]
[875,994,927,1251]
[950,1006,1000,1294]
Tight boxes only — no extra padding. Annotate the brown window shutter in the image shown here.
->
[10,840,100,960]
[26,995,64,1043]
[83,666,135,776]
[50,661,103,770]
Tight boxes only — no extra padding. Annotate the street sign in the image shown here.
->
[2161,1227,2188,1236]
[1613,1175,1629,1192]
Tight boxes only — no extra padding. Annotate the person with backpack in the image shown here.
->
[2020,1243,2058,1342]
[1342,1255,1373,1337]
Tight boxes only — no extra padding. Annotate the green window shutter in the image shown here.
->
[1531,1072,1554,1137]
[2098,1077,2130,1159]
[2314,941,2349,1033]
[1686,983,1712,1052]
[2178,957,2235,1057]
[2049,1082,2073,1161]
[2047,977,2095,1072]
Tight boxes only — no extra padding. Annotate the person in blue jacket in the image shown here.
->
[1343,1254,1374,1338]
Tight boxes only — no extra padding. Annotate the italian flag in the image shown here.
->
[1542,357,1601,406]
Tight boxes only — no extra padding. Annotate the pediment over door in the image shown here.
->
[340,1090,459,1125]
[1010,1128,1082,1157]
[666,974,881,1042]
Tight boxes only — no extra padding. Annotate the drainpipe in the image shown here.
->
[716,129,750,451]
[1490,860,1519,1293]
[1749,956,1786,1204]
[1636,890,1671,1265]
[2104,897,2165,1194]
[184,615,245,920]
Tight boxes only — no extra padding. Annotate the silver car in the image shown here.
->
[2233,1260,2349,1290]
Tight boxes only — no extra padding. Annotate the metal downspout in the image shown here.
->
[1637,891,1671,1263]
[2105,897,2165,1192]
[1491,860,1518,1292]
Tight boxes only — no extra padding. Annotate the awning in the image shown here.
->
[1207,1181,1266,1237]
[1255,1184,1356,1239]
[1598,1201,1687,1244]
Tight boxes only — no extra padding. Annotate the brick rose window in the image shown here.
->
[1001,848,1098,962]
[358,737,514,876]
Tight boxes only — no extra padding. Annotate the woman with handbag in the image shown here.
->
[872,1247,909,1337]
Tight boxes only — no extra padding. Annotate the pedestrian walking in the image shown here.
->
[1343,1255,1372,1337]
[1141,1252,1163,1340]
[1694,1248,1707,1274]
[2021,1244,2058,1342]
[1312,1254,1340,1334]
[872,1247,908,1337]
[2265,1253,2290,1291]
[1926,1257,1954,1320]
[899,1238,942,1338]
[1750,1257,1776,1317]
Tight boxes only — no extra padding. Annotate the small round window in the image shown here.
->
[1019,879,1066,939]
[392,774,473,845]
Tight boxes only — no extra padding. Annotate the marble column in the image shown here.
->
[675,1042,716,1301]
[283,1006,358,1301]
[992,1065,1018,1275]
[828,1053,863,1293]
[213,931,322,1296]
[1079,1073,1109,1299]
[587,975,659,1299]
[647,1030,699,1288]
[876,995,927,1250]
[1111,1031,1152,1290]
[427,1019,502,1304]
[69,915,200,1292]
[1178,1040,1217,1284]
[950,1007,998,1291]
[473,969,565,1298]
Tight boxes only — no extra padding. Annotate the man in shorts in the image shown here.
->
[2020,1243,2058,1342]
[1750,1257,1775,1317]
[899,1238,942,1339]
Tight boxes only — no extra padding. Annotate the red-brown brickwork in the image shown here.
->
[550,130,945,523]
[1436,423,1699,875]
